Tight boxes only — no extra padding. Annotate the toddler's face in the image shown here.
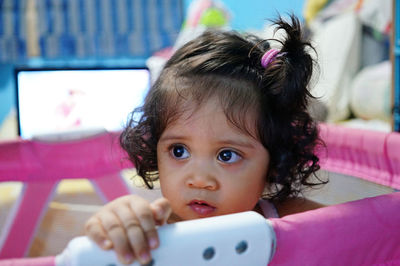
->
[157,98,269,221]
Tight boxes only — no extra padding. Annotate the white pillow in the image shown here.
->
[311,12,361,122]
[349,60,391,121]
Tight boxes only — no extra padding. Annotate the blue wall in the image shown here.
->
[184,0,305,30]
[0,65,14,125]
[0,1,305,126]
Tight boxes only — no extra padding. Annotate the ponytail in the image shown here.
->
[261,14,315,114]
[258,15,324,201]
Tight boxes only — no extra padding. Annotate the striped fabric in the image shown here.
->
[0,0,27,61]
[0,0,183,61]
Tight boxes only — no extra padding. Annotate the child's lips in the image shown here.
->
[188,200,216,216]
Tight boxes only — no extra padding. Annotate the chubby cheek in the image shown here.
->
[158,163,183,210]
[226,183,265,213]
[159,176,188,220]
[221,166,267,213]
[159,175,177,199]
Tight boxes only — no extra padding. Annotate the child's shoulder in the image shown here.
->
[275,197,325,217]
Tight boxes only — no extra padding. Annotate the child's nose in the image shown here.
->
[186,175,218,190]
[185,161,218,191]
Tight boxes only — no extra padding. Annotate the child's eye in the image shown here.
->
[217,149,241,163]
[170,144,190,159]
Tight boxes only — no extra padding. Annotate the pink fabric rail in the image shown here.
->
[318,123,400,190]
[0,131,133,182]
[0,124,399,187]
[269,192,400,265]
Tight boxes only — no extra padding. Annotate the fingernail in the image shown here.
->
[156,207,163,217]
[102,239,111,248]
[124,253,134,264]
[149,237,158,249]
[140,252,150,263]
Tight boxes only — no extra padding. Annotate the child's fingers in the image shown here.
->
[151,198,172,225]
[84,216,113,250]
[97,211,135,265]
[127,196,159,250]
[84,195,168,265]
[114,203,153,265]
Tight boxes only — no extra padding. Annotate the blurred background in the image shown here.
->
[0,0,396,140]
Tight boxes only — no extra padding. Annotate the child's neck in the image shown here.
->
[253,203,264,216]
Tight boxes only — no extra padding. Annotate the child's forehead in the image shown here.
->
[163,96,260,140]
[157,72,262,139]
[169,97,225,123]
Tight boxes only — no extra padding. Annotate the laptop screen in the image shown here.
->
[15,68,151,139]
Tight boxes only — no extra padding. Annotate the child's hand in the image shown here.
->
[85,195,171,265]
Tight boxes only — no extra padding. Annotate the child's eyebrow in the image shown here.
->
[217,139,257,150]
[159,134,257,149]
[159,134,187,142]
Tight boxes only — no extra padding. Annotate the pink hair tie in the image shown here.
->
[261,48,281,68]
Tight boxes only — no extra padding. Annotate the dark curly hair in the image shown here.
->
[121,15,326,202]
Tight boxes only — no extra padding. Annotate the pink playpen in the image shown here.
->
[0,123,399,265]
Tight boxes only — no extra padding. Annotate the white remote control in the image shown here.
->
[55,211,276,266]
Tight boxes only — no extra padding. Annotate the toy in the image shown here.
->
[55,211,275,266]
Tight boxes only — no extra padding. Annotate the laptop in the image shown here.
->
[15,67,151,140]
